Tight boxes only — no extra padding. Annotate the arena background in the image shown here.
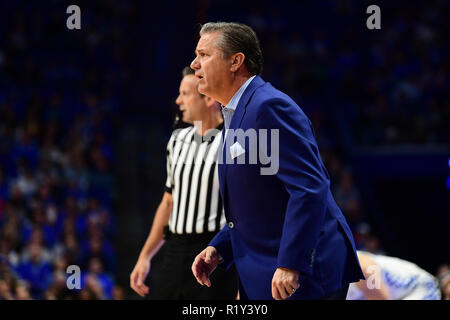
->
[0,0,448,300]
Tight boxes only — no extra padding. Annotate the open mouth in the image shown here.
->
[196,74,204,80]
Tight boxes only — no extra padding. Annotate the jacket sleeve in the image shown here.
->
[257,97,330,276]
[208,224,234,270]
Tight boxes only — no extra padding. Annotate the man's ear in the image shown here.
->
[230,52,245,72]
[203,95,216,108]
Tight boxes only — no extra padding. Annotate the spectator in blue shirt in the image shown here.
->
[16,242,52,298]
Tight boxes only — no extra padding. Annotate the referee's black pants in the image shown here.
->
[147,231,239,300]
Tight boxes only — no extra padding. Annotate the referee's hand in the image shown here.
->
[130,258,151,297]
[192,246,219,287]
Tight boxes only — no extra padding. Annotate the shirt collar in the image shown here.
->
[222,75,256,111]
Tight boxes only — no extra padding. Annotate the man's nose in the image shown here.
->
[175,96,182,106]
[190,56,199,70]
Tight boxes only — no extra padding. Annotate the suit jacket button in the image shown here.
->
[228,221,235,229]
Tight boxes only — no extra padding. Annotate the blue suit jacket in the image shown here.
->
[209,76,364,299]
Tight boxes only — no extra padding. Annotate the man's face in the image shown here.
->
[191,32,231,100]
[175,74,206,124]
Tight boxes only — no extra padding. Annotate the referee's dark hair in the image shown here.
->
[199,22,263,75]
[182,66,195,77]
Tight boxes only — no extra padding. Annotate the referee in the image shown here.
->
[130,67,238,299]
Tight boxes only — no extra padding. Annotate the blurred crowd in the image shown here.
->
[340,2,449,146]
[0,93,124,300]
[241,0,449,147]
[0,1,131,300]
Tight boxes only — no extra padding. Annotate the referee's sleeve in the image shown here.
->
[164,133,174,194]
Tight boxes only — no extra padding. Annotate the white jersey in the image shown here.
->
[347,251,441,300]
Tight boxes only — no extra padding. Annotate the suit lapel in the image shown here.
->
[220,76,266,205]
[229,75,265,131]
[218,127,226,192]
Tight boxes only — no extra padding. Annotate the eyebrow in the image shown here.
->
[195,48,206,55]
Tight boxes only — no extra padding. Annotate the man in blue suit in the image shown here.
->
[191,22,364,300]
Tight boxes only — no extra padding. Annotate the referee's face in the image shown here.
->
[175,75,206,125]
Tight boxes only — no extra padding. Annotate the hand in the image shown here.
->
[130,258,151,297]
[191,246,220,287]
[271,267,300,300]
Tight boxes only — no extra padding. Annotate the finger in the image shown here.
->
[205,249,213,264]
[192,256,206,285]
[279,283,290,300]
[291,285,299,296]
[198,268,211,287]
[192,255,201,276]
[130,281,139,295]
[136,286,148,297]
[136,273,150,296]
[287,279,300,297]
[141,285,149,294]
[137,279,149,293]
[286,281,298,293]
[134,281,145,296]
[285,282,299,300]
[289,276,300,289]
[272,282,281,300]
[192,268,203,285]
[195,251,214,286]
[130,273,142,296]
[191,256,199,276]
[136,273,144,286]
[133,284,144,297]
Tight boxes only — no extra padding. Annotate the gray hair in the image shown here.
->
[199,22,263,75]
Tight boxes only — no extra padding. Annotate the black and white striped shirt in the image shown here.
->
[165,123,226,235]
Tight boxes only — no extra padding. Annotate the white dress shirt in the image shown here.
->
[221,75,256,130]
